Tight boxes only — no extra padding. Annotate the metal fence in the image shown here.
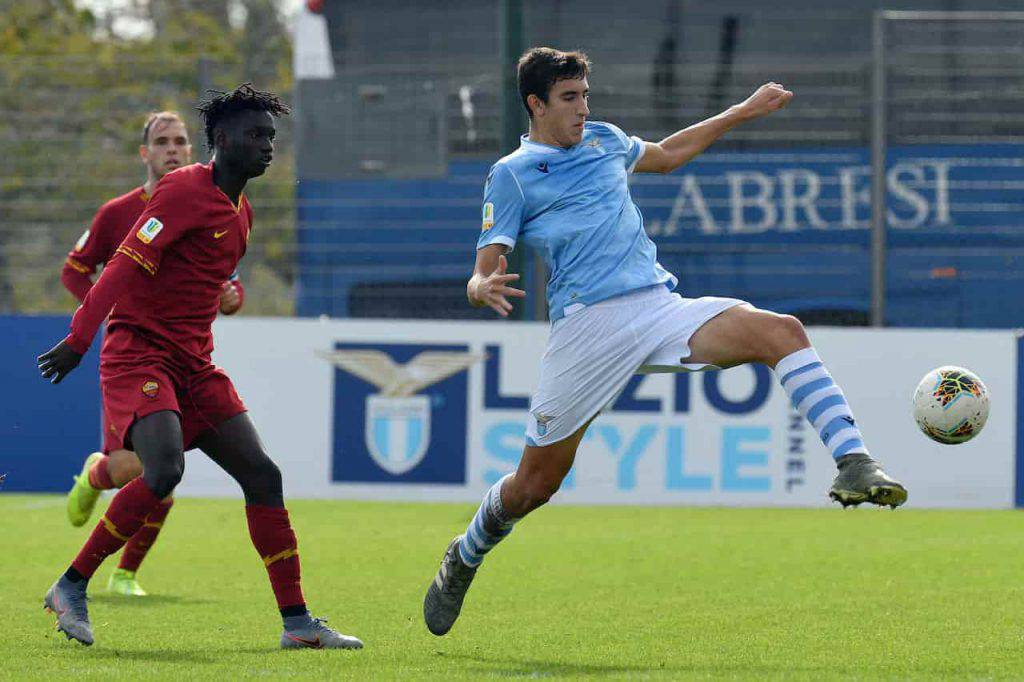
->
[871,10,1024,325]
[5,7,1024,328]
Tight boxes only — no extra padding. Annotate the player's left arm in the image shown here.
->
[634,82,793,174]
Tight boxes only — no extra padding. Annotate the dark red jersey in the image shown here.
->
[62,187,150,301]
[66,162,253,371]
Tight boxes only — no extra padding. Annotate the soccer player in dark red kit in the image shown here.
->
[61,111,246,598]
[38,84,363,650]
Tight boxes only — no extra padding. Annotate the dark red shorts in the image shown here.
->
[100,362,246,453]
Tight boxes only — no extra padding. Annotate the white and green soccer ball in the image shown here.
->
[912,366,989,445]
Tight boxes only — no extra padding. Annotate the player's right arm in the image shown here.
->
[39,180,192,384]
[469,163,526,317]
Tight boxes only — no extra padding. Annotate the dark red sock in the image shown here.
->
[87,454,115,490]
[71,478,162,578]
[246,505,306,611]
[118,497,174,572]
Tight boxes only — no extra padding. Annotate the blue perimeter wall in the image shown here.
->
[0,318,1020,501]
[1018,335,1024,508]
[0,316,101,492]
[297,144,1024,326]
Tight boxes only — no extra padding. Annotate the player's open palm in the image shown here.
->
[38,340,83,384]
[739,82,793,119]
[475,254,526,318]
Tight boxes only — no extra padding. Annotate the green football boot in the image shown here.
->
[66,452,105,527]
[107,568,147,596]
[829,452,908,509]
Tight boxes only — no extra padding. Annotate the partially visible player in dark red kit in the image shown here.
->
[60,111,246,599]
[38,84,363,651]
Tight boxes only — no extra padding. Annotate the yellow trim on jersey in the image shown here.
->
[65,257,92,274]
[116,245,157,276]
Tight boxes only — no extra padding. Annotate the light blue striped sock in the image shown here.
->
[775,348,868,461]
[458,474,517,568]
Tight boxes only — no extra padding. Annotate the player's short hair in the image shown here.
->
[142,111,186,145]
[517,47,591,118]
[196,83,291,151]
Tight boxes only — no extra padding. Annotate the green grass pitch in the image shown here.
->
[2,495,1024,680]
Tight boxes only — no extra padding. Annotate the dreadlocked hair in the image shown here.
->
[196,83,291,151]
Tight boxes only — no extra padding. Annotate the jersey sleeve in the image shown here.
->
[476,163,525,253]
[66,204,119,275]
[115,179,195,276]
[599,122,646,173]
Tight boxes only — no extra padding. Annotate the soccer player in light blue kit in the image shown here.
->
[424,48,908,636]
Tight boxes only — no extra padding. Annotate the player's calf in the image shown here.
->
[773,346,908,508]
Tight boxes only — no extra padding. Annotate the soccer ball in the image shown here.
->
[912,366,989,444]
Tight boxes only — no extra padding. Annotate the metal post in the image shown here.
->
[499,0,533,319]
[197,56,213,163]
[500,0,524,156]
[870,11,887,327]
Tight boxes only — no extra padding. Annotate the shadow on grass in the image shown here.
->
[437,651,844,678]
[86,647,220,664]
[83,644,282,662]
[438,652,1010,679]
[88,594,214,607]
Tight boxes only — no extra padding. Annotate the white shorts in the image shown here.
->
[525,285,745,446]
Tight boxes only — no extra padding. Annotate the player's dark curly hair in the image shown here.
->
[196,83,291,151]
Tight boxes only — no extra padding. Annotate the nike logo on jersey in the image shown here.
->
[213,229,229,239]
[536,162,549,173]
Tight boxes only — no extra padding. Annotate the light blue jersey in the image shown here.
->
[476,121,677,321]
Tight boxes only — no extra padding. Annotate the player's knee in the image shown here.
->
[772,314,809,356]
[772,312,805,340]
[242,456,283,503]
[752,311,808,364]
[257,457,282,491]
[143,455,184,499]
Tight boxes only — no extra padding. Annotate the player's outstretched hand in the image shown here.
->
[37,340,83,385]
[474,254,526,318]
[738,82,793,119]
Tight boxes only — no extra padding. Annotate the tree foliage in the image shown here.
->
[0,0,295,314]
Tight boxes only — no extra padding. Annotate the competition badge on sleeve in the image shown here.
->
[137,217,164,244]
